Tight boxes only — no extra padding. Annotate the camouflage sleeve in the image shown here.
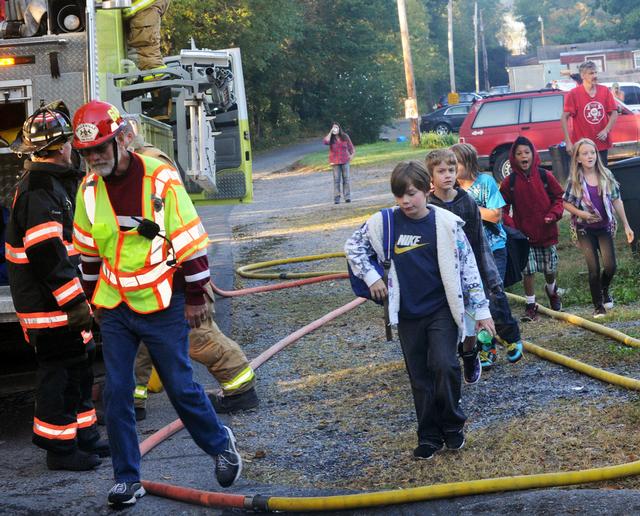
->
[344,218,382,286]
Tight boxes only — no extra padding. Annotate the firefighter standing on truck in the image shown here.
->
[6,101,109,471]
[119,118,259,421]
[71,100,242,508]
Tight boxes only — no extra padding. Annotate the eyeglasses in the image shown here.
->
[78,141,111,157]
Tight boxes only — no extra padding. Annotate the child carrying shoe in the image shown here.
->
[345,160,494,460]
[562,138,634,318]
[500,136,565,321]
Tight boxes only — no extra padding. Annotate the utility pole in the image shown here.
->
[474,1,479,93]
[538,15,546,46]
[396,0,420,146]
[447,0,456,94]
[479,8,490,91]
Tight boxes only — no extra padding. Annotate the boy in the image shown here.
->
[427,149,524,375]
[345,160,494,460]
[500,136,565,321]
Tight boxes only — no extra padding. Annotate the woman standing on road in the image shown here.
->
[323,122,355,204]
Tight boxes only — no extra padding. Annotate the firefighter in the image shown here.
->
[118,119,259,419]
[6,101,109,471]
[71,100,242,507]
[123,0,172,120]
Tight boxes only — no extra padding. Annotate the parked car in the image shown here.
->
[420,103,471,135]
[601,82,640,113]
[434,92,483,109]
[458,89,640,180]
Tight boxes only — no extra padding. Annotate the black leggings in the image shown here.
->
[576,227,616,308]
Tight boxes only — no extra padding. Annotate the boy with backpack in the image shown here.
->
[500,136,565,321]
[345,160,494,460]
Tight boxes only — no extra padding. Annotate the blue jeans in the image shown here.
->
[490,247,521,344]
[100,293,228,482]
[332,164,351,202]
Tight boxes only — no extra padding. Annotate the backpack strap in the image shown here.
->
[509,168,551,200]
[380,208,394,341]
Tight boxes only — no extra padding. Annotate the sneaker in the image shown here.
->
[108,481,146,507]
[479,343,497,370]
[214,426,242,488]
[345,199,351,203]
[603,291,614,310]
[461,348,481,384]
[209,387,259,414]
[78,437,110,457]
[593,305,607,319]
[522,303,539,322]
[546,285,562,311]
[334,199,340,204]
[413,442,444,460]
[444,430,465,450]
[506,341,524,363]
[46,449,101,471]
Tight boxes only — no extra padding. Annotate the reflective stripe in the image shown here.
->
[83,174,98,225]
[5,244,28,263]
[82,272,99,281]
[221,366,255,391]
[23,221,63,249]
[73,222,97,252]
[101,260,173,291]
[52,278,83,306]
[157,278,172,307]
[76,409,97,428]
[117,215,140,229]
[82,255,102,262]
[184,270,210,282]
[134,385,148,400]
[33,417,77,440]
[65,242,79,256]
[17,310,68,329]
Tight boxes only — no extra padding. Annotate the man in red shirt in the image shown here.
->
[561,60,618,165]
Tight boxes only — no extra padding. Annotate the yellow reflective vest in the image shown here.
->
[73,153,208,313]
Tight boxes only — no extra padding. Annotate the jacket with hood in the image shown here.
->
[344,205,490,342]
[499,136,564,247]
[428,187,503,293]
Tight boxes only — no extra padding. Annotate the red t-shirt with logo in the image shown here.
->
[564,84,618,150]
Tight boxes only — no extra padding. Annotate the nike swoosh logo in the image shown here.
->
[394,243,427,254]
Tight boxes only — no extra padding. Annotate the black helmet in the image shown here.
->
[11,100,73,155]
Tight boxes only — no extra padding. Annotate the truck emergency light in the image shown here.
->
[0,56,35,66]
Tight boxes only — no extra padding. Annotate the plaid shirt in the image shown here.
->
[323,135,354,165]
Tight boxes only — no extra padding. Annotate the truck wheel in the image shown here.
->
[493,150,511,182]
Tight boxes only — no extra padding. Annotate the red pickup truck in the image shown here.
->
[459,89,640,180]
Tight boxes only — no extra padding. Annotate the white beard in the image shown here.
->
[90,159,115,177]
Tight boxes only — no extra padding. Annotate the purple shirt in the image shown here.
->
[583,183,609,229]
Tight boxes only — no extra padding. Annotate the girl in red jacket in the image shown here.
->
[323,122,355,204]
[500,136,565,321]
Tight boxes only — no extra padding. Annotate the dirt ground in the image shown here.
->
[218,155,640,512]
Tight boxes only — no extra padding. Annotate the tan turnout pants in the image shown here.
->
[126,0,171,70]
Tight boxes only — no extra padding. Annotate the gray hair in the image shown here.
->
[578,60,597,75]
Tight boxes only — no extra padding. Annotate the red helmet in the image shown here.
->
[72,100,124,150]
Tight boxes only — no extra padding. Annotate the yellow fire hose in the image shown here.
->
[149,253,640,512]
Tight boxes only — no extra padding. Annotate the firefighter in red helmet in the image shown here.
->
[6,100,109,471]
[72,100,242,508]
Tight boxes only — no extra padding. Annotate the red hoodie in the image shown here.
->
[499,138,564,247]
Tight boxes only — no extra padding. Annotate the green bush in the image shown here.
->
[419,132,458,149]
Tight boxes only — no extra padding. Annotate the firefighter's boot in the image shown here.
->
[46,449,101,471]
[209,387,259,414]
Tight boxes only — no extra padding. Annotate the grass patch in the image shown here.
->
[297,141,438,171]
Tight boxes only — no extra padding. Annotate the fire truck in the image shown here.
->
[0,0,253,324]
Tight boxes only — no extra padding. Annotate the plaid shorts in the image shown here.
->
[524,245,558,275]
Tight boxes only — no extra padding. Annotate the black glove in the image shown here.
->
[66,301,93,333]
